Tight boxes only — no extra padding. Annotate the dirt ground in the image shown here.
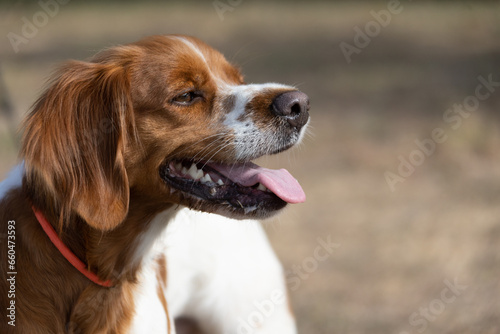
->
[1,1,500,333]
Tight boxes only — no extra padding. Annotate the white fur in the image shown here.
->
[129,207,296,334]
[222,83,292,130]
[130,208,178,269]
[162,208,296,334]
[0,162,24,202]
[172,36,209,67]
[221,83,295,160]
[129,210,179,333]
[129,254,173,334]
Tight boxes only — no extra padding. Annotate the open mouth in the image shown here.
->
[159,160,305,215]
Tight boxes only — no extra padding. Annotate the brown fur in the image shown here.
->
[155,255,171,332]
[0,35,298,333]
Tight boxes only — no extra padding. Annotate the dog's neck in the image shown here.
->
[29,184,175,285]
[89,196,176,283]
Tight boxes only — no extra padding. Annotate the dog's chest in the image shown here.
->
[129,257,171,334]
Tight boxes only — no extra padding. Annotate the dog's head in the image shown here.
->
[22,35,309,231]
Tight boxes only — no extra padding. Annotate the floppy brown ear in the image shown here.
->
[22,60,135,231]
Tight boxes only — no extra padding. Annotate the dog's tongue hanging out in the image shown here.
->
[211,162,306,204]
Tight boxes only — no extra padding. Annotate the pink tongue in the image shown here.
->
[211,162,306,204]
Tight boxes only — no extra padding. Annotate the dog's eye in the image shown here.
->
[172,91,201,105]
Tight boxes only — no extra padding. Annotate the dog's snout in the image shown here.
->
[271,91,310,130]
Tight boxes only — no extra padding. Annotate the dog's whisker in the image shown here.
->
[199,140,234,170]
[170,133,229,160]
[191,143,227,166]
[191,135,229,163]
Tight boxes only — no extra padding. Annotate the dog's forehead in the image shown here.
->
[147,35,243,84]
[170,36,213,62]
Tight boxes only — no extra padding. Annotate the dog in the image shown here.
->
[0,35,309,333]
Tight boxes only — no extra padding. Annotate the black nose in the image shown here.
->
[271,91,310,130]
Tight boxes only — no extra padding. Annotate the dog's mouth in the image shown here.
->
[159,160,305,217]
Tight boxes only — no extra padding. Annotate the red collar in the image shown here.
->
[32,206,114,288]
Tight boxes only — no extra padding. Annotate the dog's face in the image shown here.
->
[22,35,309,230]
[125,36,309,219]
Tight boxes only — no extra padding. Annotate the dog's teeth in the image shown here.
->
[188,163,199,180]
[200,174,209,183]
[217,179,224,186]
[203,174,213,184]
[187,163,197,177]
[257,183,268,191]
[175,162,183,172]
[187,163,203,180]
[181,167,189,175]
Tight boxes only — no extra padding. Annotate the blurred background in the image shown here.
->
[1,1,500,333]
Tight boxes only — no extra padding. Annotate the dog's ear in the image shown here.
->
[22,59,135,231]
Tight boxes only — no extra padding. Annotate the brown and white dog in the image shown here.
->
[0,35,309,333]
